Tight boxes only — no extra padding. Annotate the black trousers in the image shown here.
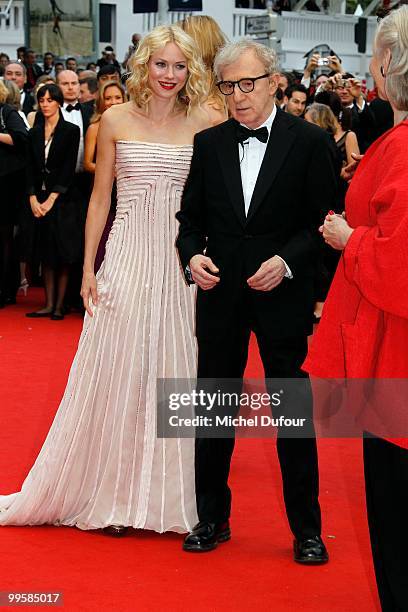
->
[363,434,408,611]
[195,289,321,540]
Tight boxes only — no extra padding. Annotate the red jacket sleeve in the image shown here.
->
[343,132,408,318]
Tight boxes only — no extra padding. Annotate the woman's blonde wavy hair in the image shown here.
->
[179,15,227,112]
[375,5,408,110]
[126,25,207,114]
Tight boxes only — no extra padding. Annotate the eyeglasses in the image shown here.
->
[216,73,270,96]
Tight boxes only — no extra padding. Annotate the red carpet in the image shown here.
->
[0,289,380,611]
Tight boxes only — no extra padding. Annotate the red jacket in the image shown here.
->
[303,121,408,447]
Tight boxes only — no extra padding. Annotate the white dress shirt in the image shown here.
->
[61,101,84,172]
[239,105,292,278]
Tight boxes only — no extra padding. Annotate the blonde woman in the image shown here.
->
[84,80,126,270]
[180,14,228,125]
[304,101,360,166]
[0,26,211,536]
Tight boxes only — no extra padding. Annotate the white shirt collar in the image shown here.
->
[240,104,277,134]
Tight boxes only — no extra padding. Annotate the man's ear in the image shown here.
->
[269,72,279,94]
[283,95,289,106]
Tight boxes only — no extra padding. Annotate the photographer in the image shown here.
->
[301,53,344,91]
[322,73,376,152]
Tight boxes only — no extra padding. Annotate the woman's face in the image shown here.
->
[103,85,124,110]
[147,42,188,100]
[38,93,60,118]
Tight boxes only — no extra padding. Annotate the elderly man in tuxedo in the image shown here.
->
[176,40,337,562]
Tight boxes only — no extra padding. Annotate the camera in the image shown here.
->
[317,57,330,67]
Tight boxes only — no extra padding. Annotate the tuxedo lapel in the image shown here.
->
[215,119,246,227]
[246,110,297,224]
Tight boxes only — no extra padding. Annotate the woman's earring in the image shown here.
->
[380,66,386,77]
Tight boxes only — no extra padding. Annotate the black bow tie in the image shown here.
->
[237,125,269,144]
[66,103,81,112]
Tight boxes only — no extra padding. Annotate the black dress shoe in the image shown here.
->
[103,525,128,537]
[183,521,231,552]
[294,536,329,564]
[26,311,52,318]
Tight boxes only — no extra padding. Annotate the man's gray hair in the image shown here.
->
[5,61,27,76]
[214,39,279,82]
[374,5,408,111]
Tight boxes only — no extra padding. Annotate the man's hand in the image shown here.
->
[328,55,343,74]
[247,256,286,291]
[190,255,220,290]
[348,78,362,100]
[304,53,320,77]
[319,213,353,250]
[341,153,364,182]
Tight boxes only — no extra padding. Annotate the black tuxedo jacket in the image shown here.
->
[26,113,80,196]
[80,102,93,135]
[21,92,35,116]
[176,109,337,340]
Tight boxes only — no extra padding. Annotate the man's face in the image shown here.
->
[79,82,96,103]
[57,70,80,102]
[285,91,307,117]
[4,63,25,89]
[26,52,36,65]
[335,83,354,106]
[220,50,277,129]
[66,59,77,72]
[44,54,54,68]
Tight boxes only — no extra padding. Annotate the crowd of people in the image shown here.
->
[0,8,407,611]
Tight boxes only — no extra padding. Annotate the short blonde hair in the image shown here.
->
[0,79,9,104]
[126,24,207,113]
[305,103,338,136]
[214,39,279,82]
[374,5,408,110]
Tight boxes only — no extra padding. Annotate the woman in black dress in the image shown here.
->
[25,84,80,320]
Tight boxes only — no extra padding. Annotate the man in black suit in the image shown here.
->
[57,69,93,307]
[176,40,337,562]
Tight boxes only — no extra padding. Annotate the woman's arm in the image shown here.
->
[344,131,360,165]
[81,111,116,316]
[83,122,98,174]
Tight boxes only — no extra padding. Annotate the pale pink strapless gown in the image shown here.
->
[0,142,198,533]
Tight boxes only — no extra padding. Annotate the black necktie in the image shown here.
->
[237,125,269,144]
[66,103,81,112]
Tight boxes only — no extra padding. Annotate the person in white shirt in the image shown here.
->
[177,38,337,562]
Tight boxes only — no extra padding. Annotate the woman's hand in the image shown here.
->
[81,270,98,317]
[319,213,354,250]
[29,196,44,218]
[40,198,55,215]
